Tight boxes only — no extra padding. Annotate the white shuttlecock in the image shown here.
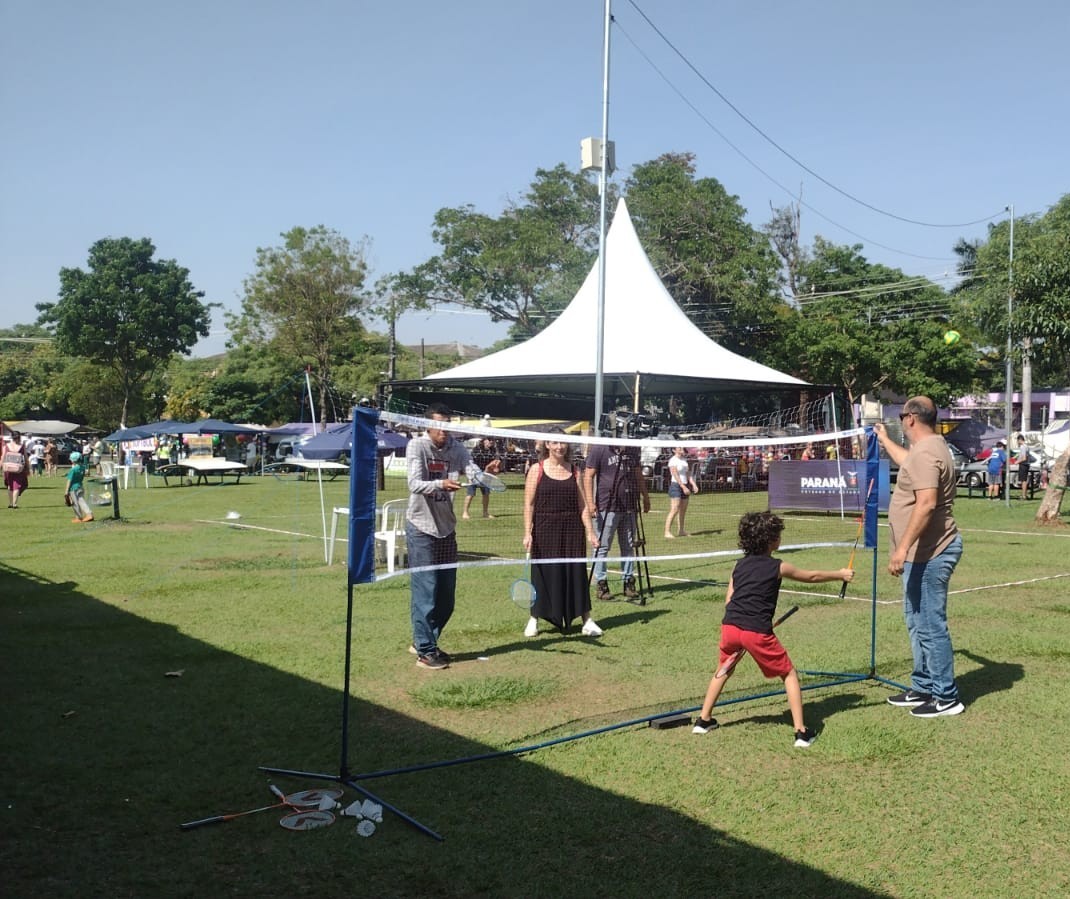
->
[341,800,364,818]
[356,819,376,837]
[360,799,383,823]
[225,511,241,521]
[318,796,340,811]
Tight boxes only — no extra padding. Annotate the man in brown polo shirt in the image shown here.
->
[875,397,965,718]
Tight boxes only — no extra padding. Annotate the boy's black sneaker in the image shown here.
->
[596,581,613,601]
[886,689,931,707]
[623,577,639,600]
[910,698,965,718]
[793,728,817,748]
[692,717,719,734]
[416,650,450,670]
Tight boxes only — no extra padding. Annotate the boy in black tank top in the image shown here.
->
[693,512,854,748]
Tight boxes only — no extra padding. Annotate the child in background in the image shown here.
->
[65,451,94,523]
[693,511,853,747]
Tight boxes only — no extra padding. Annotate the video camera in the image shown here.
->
[598,413,660,439]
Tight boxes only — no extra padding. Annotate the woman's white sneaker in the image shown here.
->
[581,618,603,637]
[524,617,539,637]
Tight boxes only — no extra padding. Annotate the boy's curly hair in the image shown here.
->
[738,511,785,556]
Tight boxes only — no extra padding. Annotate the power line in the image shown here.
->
[623,0,1006,229]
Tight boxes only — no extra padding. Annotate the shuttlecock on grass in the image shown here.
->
[225,511,241,521]
[356,819,376,837]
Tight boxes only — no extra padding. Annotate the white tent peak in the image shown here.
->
[423,197,804,398]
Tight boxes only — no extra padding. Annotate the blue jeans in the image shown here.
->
[592,510,637,583]
[407,524,457,655]
[902,534,963,702]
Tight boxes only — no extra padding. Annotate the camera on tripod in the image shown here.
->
[598,412,660,439]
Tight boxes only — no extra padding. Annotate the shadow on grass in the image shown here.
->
[1,561,886,898]
[956,649,1024,703]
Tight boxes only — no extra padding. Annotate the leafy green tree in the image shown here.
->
[381,165,603,342]
[958,196,1070,523]
[36,237,210,427]
[782,238,975,406]
[229,226,370,423]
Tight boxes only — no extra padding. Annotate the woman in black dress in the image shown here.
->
[522,433,601,637]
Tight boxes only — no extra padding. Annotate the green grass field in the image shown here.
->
[3,471,1069,897]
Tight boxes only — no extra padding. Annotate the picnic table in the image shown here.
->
[147,457,246,486]
[261,457,350,481]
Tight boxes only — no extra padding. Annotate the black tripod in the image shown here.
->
[588,446,651,604]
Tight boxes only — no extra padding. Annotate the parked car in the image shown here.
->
[959,448,1046,489]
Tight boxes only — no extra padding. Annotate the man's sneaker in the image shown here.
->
[416,650,450,670]
[623,577,639,600]
[793,728,818,748]
[886,689,932,708]
[910,698,965,718]
[596,580,613,601]
[524,617,539,638]
[581,618,603,637]
[692,717,719,734]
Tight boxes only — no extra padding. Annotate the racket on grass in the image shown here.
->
[715,605,799,678]
[510,554,537,611]
[471,469,507,492]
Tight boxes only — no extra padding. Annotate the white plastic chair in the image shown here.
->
[374,499,408,573]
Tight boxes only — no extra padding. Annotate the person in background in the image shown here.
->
[692,511,853,746]
[584,440,650,602]
[463,436,501,520]
[875,396,964,718]
[65,450,94,523]
[1014,434,1031,500]
[986,439,1007,499]
[522,431,601,638]
[664,446,698,538]
[45,438,59,477]
[30,440,45,476]
[405,403,496,670]
[3,431,30,509]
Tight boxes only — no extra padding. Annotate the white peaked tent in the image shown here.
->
[420,198,805,400]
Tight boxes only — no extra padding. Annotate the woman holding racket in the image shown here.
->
[522,432,601,638]
[664,446,698,538]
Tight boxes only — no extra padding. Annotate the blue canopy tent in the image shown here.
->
[300,423,408,461]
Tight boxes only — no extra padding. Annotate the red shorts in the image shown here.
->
[719,623,793,678]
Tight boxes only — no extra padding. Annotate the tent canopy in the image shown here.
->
[408,199,805,400]
[6,419,81,435]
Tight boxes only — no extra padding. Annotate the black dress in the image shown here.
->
[530,462,591,630]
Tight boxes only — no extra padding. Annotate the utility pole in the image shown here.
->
[1005,205,1014,508]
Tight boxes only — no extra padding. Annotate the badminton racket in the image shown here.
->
[839,477,875,599]
[510,553,537,611]
[471,469,507,492]
[179,786,341,830]
[715,605,799,678]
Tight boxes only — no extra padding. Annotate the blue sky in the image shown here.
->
[2,0,1067,356]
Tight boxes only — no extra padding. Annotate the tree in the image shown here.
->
[36,237,210,427]
[781,238,976,407]
[381,165,603,342]
[230,226,370,423]
[955,196,1070,524]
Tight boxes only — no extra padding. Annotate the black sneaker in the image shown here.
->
[623,577,639,600]
[793,728,817,748]
[886,689,932,708]
[692,717,719,734]
[596,581,613,601]
[910,698,965,718]
[416,650,450,670]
